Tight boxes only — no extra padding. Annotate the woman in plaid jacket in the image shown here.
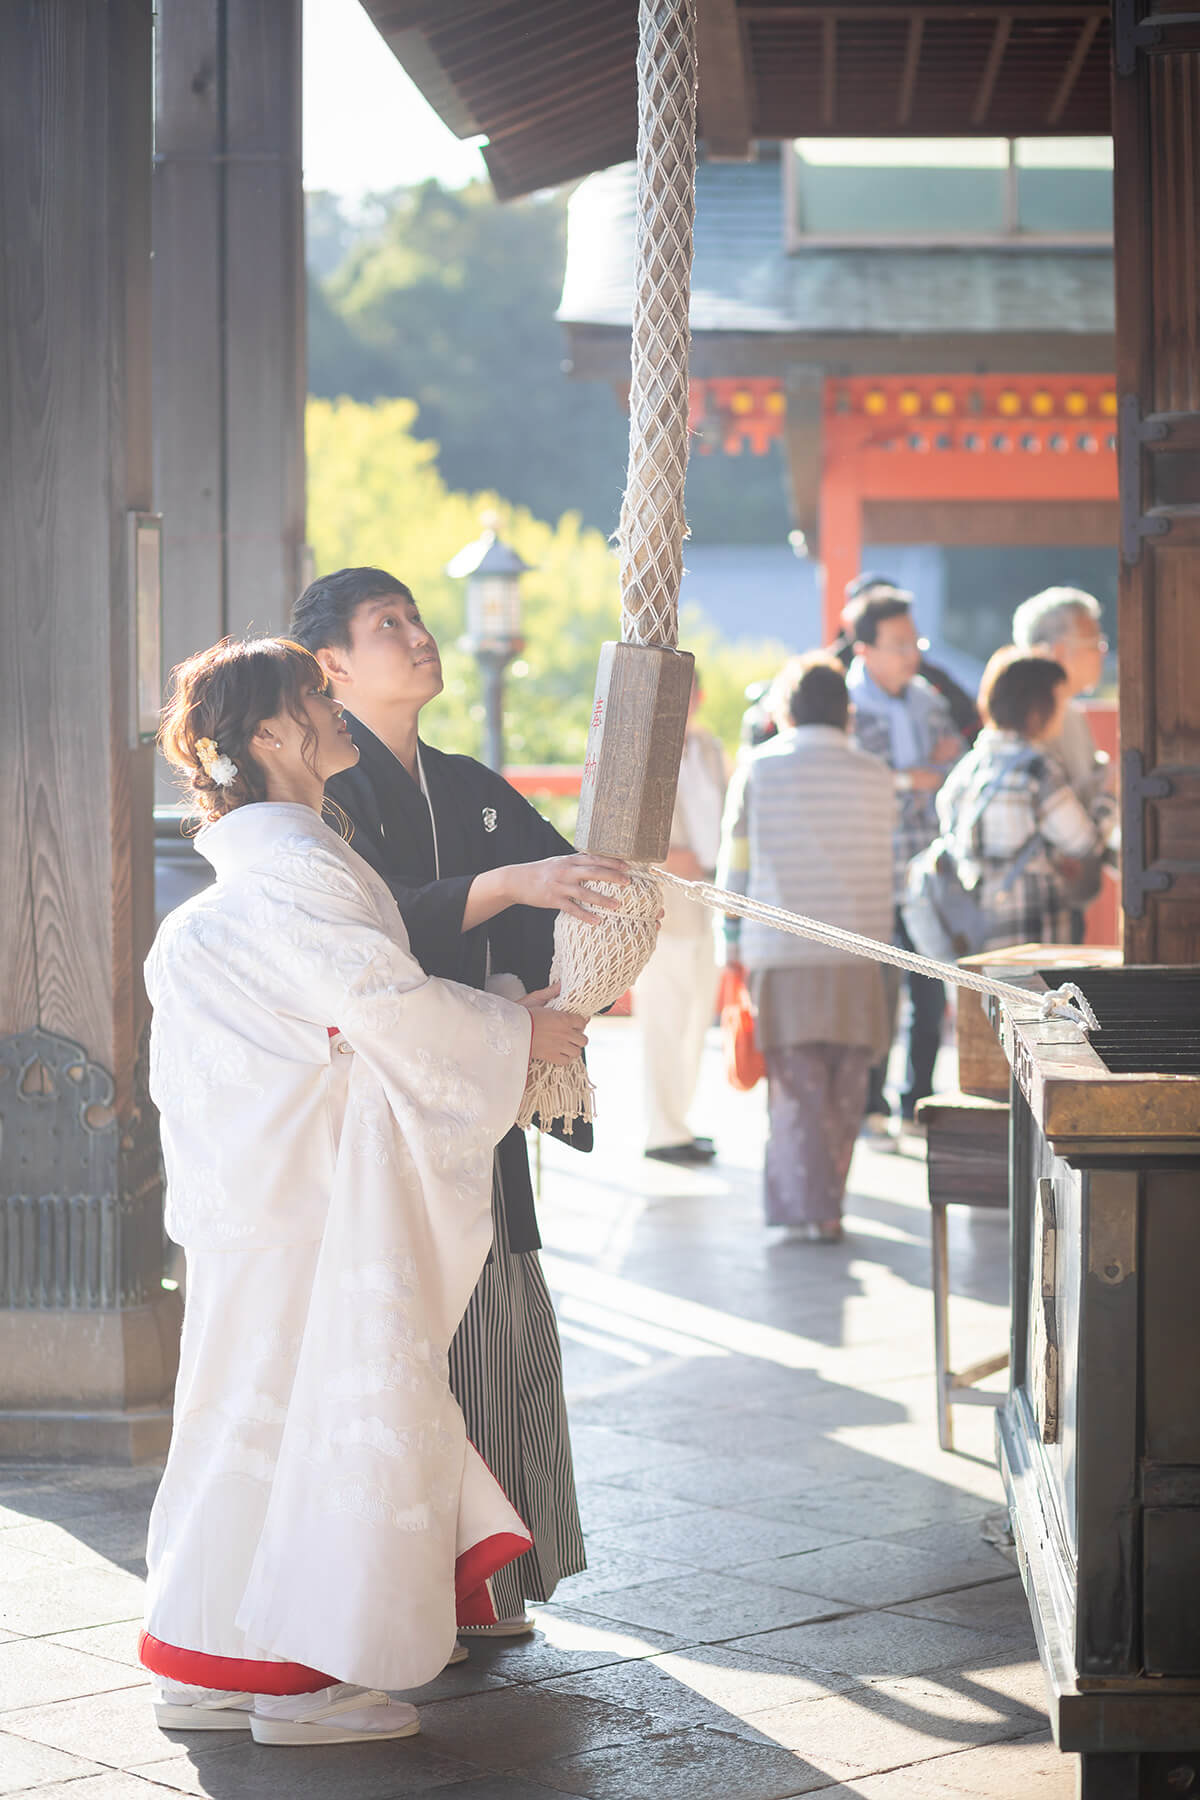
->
[935,651,1116,950]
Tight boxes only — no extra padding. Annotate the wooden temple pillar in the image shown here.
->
[997,20,1200,1799]
[0,0,181,1459]
[1111,5,1200,966]
[153,0,306,766]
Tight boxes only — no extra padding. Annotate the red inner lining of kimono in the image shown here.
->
[139,1530,533,1690]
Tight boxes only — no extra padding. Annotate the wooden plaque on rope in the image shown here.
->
[574,641,695,861]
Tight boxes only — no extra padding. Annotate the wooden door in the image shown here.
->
[1112,4,1200,963]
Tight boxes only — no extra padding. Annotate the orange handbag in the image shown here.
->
[718,963,766,1092]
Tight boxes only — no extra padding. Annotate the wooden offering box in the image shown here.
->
[995,965,1200,1799]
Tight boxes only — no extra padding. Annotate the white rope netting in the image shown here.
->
[516,869,1100,1136]
[516,869,663,1133]
[617,0,698,651]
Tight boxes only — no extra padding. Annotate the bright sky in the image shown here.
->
[302,0,486,198]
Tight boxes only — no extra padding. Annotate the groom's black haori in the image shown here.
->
[327,717,592,1254]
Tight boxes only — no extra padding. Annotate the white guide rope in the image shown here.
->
[517,868,1099,1135]
[617,0,698,650]
[658,870,1102,1032]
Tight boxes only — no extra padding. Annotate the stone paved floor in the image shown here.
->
[0,1016,1075,1799]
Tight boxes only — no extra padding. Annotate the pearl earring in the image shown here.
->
[274,739,282,750]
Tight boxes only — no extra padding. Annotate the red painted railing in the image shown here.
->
[504,765,582,797]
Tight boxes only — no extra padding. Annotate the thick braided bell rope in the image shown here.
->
[616,0,698,650]
[516,0,1099,1136]
[516,869,1100,1136]
[520,1,697,1130]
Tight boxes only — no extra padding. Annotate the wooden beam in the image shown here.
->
[822,16,837,127]
[862,498,1119,547]
[0,0,183,1458]
[1047,15,1099,125]
[154,0,306,754]
[1111,11,1200,962]
[742,5,1103,18]
[897,15,923,126]
[783,367,824,553]
[365,0,495,31]
[696,0,754,159]
[1,0,155,1067]
[153,1,224,751]
[223,0,306,642]
[972,17,1011,125]
[564,321,1116,383]
[574,645,695,860]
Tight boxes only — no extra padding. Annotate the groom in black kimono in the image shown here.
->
[292,566,618,1636]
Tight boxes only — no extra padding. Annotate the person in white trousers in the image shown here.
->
[635,676,728,1164]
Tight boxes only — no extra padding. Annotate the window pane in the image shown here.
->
[794,137,1010,168]
[793,157,1006,235]
[1016,167,1113,233]
[790,139,1113,239]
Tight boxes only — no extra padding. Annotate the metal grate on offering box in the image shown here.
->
[1036,966,1200,1076]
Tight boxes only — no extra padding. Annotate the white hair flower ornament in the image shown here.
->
[195,737,240,788]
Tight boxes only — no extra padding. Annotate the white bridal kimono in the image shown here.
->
[142,802,534,1692]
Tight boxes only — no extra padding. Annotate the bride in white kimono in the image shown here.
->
[142,636,591,1747]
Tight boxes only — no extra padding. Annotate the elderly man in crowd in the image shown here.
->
[739,571,979,752]
[847,590,964,1143]
[832,573,980,745]
[1012,585,1113,940]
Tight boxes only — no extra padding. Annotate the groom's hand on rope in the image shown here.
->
[508,854,630,923]
[521,984,589,1065]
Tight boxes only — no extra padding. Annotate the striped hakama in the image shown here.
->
[448,1164,586,1615]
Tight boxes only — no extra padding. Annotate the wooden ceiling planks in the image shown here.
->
[972,17,1014,124]
[360,0,1113,198]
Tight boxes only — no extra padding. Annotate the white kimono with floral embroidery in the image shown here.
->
[142,802,533,1691]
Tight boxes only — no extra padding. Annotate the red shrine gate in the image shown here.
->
[686,369,1120,945]
[689,373,1119,642]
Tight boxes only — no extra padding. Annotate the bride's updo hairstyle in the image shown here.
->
[159,636,324,824]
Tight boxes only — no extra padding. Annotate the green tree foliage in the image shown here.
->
[309,183,629,539]
[306,182,792,545]
[306,396,789,776]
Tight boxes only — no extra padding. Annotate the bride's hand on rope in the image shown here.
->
[507,854,630,923]
[520,984,589,1065]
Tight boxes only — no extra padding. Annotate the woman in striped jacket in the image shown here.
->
[934,650,1116,951]
[718,655,895,1241]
